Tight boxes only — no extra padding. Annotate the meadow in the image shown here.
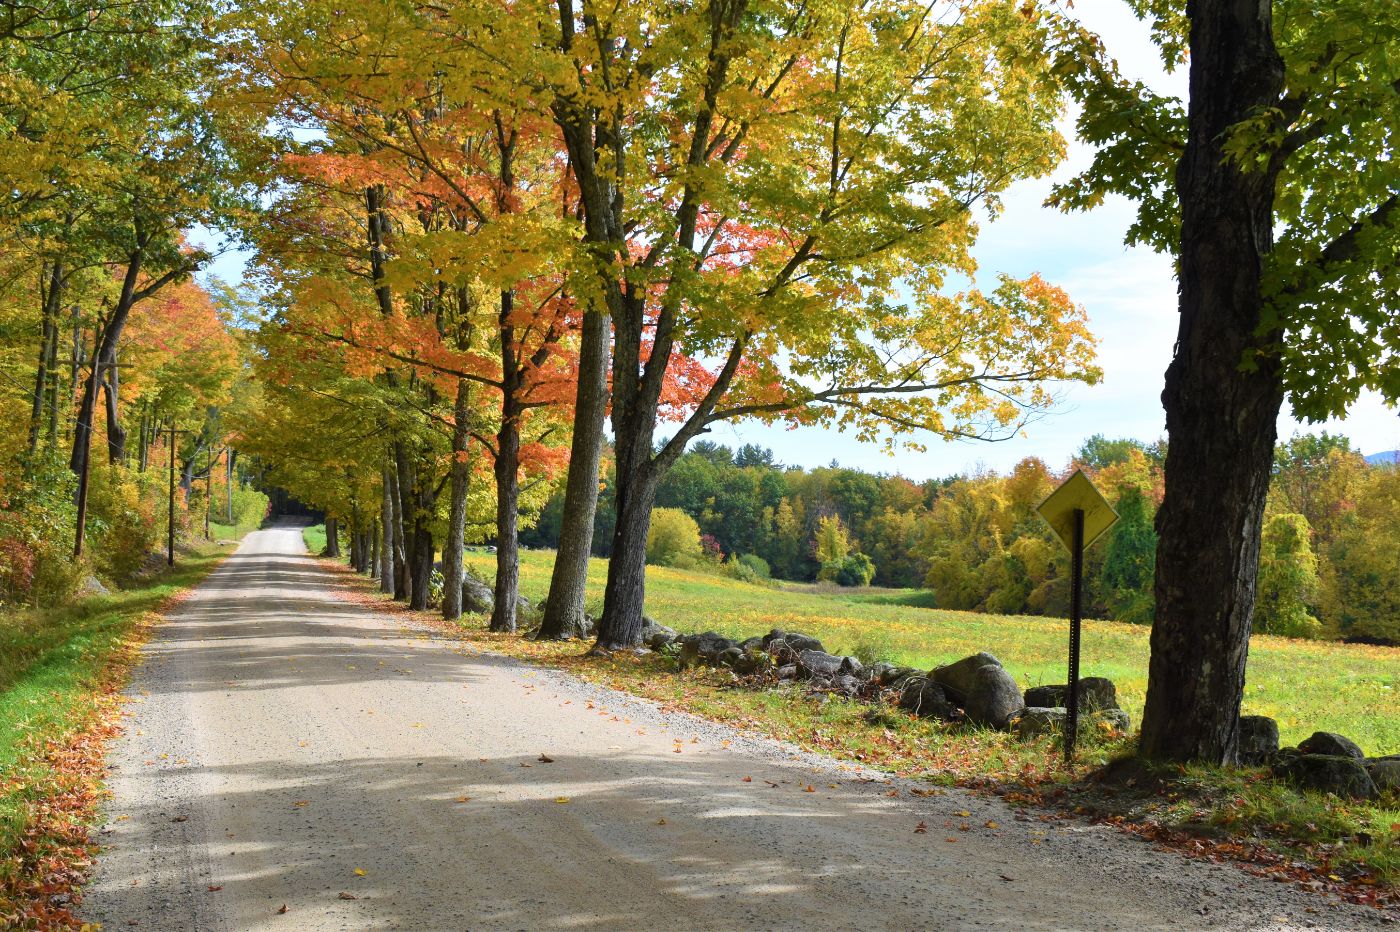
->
[467,549,1399,756]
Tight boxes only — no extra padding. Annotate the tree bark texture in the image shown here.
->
[442,379,472,620]
[538,302,609,640]
[392,443,413,602]
[1139,0,1286,764]
[596,461,659,650]
[28,260,62,455]
[380,461,396,594]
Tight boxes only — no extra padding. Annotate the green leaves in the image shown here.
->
[1057,0,1400,422]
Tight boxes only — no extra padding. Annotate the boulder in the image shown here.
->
[1022,677,1119,712]
[838,656,864,678]
[796,649,844,678]
[1238,716,1280,766]
[733,649,772,676]
[739,636,766,651]
[80,576,110,598]
[763,629,824,653]
[1365,759,1400,793]
[1274,753,1377,800]
[883,667,924,691]
[716,646,745,668]
[931,652,1003,705]
[678,631,738,669]
[1299,731,1364,761]
[775,664,798,680]
[1090,708,1131,735]
[963,664,1025,729]
[833,675,863,698]
[897,677,958,720]
[865,662,899,685]
[462,576,495,614]
[640,617,678,650]
[1014,707,1066,739]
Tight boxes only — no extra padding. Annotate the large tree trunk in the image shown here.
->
[392,444,413,601]
[407,449,437,611]
[538,302,609,640]
[490,379,522,636]
[102,350,126,464]
[1139,0,1286,764]
[71,252,142,480]
[324,517,340,557]
[595,459,658,651]
[380,462,396,593]
[442,379,472,620]
[28,260,62,456]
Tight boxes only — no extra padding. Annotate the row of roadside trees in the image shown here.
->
[4,0,1395,767]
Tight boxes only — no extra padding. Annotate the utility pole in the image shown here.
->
[205,445,214,540]
[168,422,178,566]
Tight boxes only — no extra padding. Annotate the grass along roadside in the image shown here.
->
[312,534,1398,900]
[460,547,1398,900]
[0,540,233,927]
[466,549,1398,753]
[302,522,327,555]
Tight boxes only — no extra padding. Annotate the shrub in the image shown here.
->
[647,508,702,567]
[737,553,771,579]
[814,515,851,581]
[228,486,271,528]
[87,465,161,585]
[0,453,84,607]
[832,552,876,587]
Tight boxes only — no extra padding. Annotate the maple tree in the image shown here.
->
[1055,0,1399,762]
[530,0,1100,648]
[226,0,577,623]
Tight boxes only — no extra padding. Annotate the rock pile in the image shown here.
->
[673,631,1065,732]
[1266,728,1397,800]
[1011,676,1130,738]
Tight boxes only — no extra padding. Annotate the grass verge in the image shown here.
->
[0,541,231,927]
[302,522,327,556]
[456,550,1397,903]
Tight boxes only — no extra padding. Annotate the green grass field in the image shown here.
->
[469,549,1399,756]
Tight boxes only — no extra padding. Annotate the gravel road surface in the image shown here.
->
[80,523,1391,930]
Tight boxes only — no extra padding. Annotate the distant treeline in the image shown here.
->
[521,433,1397,644]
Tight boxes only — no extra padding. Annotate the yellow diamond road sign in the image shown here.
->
[1037,469,1119,551]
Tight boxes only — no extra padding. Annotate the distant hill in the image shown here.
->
[1365,450,1400,466]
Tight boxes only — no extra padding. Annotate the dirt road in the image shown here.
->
[81,523,1386,930]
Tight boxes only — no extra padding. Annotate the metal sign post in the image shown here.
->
[1036,470,1118,764]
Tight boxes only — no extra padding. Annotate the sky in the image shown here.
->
[195,0,1400,483]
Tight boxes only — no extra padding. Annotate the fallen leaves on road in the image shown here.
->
[338,892,357,900]
[555,796,571,804]
[538,754,554,763]
[353,868,366,876]
[277,903,289,914]
[914,822,928,834]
